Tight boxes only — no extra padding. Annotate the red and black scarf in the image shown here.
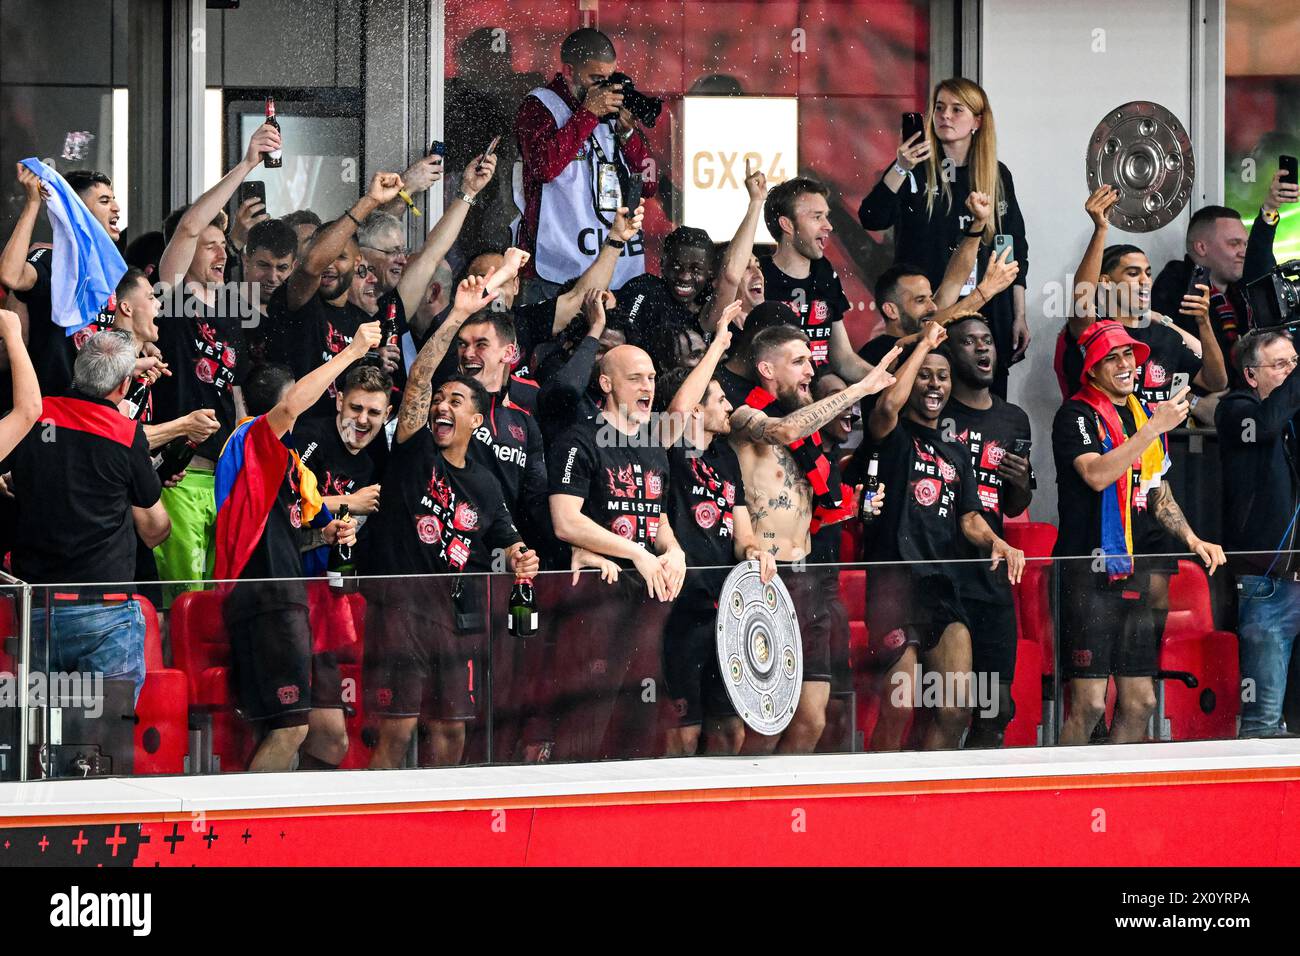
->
[744,385,854,532]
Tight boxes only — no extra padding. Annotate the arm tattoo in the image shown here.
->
[770,385,862,444]
[1149,482,1192,543]
[398,318,461,437]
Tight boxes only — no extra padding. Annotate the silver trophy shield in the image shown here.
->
[716,561,802,736]
[1085,100,1195,233]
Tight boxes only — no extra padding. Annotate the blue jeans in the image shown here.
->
[29,602,147,706]
[1237,575,1300,737]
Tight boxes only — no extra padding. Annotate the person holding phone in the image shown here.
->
[858,78,1029,398]
[1152,160,1300,366]
[1052,321,1224,746]
[941,313,1033,748]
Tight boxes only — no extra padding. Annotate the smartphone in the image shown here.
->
[993,234,1013,262]
[237,180,266,208]
[1186,263,1211,297]
[1010,438,1031,458]
[901,111,925,143]
[1282,154,1298,187]
[428,140,446,157]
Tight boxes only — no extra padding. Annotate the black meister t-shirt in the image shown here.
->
[945,396,1034,603]
[668,439,745,599]
[852,417,981,565]
[295,416,375,499]
[152,291,246,461]
[549,416,671,561]
[361,427,521,578]
[759,256,850,368]
[616,273,694,348]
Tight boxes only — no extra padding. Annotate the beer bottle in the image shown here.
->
[860,456,881,524]
[262,96,283,169]
[507,578,538,637]
[328,503,359,593]
[155,437,197,484]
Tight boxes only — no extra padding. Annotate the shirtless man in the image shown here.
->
[728,325,900,752]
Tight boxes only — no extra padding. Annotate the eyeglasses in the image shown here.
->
[1248,356,1300,373]
[355,264,371,277]
[362,244,406,257]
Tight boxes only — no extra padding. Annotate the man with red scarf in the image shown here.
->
[1051,320,1224,747]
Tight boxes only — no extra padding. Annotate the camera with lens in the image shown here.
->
[594,72,663,127]
[1245,259,1300,330]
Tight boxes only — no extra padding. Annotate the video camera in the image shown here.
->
[1245,259,1300,330]
[594,72,663,127]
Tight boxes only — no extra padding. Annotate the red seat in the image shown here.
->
[171,590,254,772]
[1005,522,1057,676]
[1160,560,1240,741]
[1003,638,1042,747]
[132,594,188,775]
[838,569,865,629]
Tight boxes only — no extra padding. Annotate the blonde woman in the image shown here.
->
[859,78,1029,398]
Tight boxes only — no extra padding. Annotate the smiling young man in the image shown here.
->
[360,275,538,769]
[729,325,899,754]
[0,165,122,397]
[294,364,390,525]
[852,321,1023,752]
[241,218,298,363]
[941,314,1033,748]
[1052,320,1225,747]
[616,225,715,353]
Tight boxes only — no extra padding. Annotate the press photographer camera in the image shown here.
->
[593,72,663,127]
[1245,259,1300,331]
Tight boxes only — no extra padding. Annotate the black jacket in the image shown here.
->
[1215,367,1300,575]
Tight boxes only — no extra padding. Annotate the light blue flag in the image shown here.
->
[19,158,126,336]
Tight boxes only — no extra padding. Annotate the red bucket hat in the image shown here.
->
[1077,320,1150,384]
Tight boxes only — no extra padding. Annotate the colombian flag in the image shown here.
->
[214,416,324,581]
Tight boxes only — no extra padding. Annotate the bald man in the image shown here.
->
[545,343,686,761]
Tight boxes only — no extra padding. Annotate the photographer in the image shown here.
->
[1152,167,1299,367]
[858,79,1028,398]
[1216,332,1300,737]
[515,28,658,303]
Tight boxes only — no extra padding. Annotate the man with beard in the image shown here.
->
[728,325,899,753]
[712,301,803,409]
[546,343,688,762]
[265,172,408,420]
[940,314,1033,747]
[656,301,776,756]
[852,321,1024,751]
[361,274,540,768]
[858,192,1016,369]
[1053,320,1224,746]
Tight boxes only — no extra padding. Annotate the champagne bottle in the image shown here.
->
[507,578,538,637]
[122,376,151,421]
[262,97,282,168]
[327,503,358,594]
[155,436,197,484]
[384,301,399,349]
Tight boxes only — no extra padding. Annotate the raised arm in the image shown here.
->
[710,161,767,314]
[0,166,44,293]
[1178,283,1228,392]
[158,124,280,286]
[266,322,382,439]
[868,323,946,441]
[1069,186,1120,339]
[661,300,741,447]
[395,274,498,444]
[285,171,405,311]
[933,191,991,309]
[0,310,41,459]
[736,346,901,447]
[551,203,645,334]
[397,154,497,318]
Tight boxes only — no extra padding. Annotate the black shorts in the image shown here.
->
[225,596,312,730]
[362,578,484,721]
[864,565,968,672]
[1135,521,1181,575]
[311,651,345,711]
[662,593,736,727]
[1059,569,1156,679]
[962,597,1018,681]
[778,563,833,684]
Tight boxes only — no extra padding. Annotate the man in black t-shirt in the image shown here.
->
[217,328,375,772]
[361,275,539,768]
[1051,320,1224,747]
[616,225,715,362]
[942,315,1033,748]
[546,343,688,762]
[850,322,1023,752]
[13,331,168,706]
[654,308,776,756]
[151,125,283,604]
[760,177,870,380]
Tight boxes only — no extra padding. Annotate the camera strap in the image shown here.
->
[588,125,629,226]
